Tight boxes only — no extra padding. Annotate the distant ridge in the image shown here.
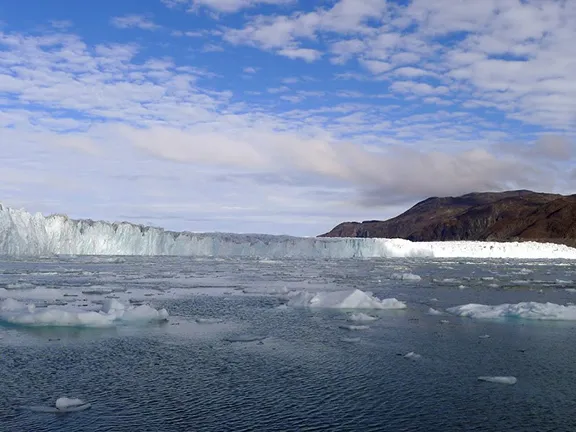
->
[319,190,576,246]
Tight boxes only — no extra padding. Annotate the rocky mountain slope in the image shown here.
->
[320,190,576,246]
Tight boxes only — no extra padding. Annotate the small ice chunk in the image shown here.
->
[439,319,450,324]
[348,312,378,322]
[195,318,224,324]
[479,334,490,339]
[404,351,422,360]
[225,335,266,342]
[428,308,444,316]
[82,288,113,295]
[6,282,35,290]
[390,272,422,281]
[55,397,84,410]
[26,397,91,413]
[478,376,517,385]
[339,324,369,331]
[340,337,361,343]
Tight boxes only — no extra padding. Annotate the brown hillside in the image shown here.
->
[319,190,576,246]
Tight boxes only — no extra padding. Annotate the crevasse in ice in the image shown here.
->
[1,204,576,259]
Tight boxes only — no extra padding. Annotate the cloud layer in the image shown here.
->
[0,0,574,235]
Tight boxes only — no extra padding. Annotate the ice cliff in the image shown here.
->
[1,204,576,259]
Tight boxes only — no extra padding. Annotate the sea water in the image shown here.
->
[1,256,576,431]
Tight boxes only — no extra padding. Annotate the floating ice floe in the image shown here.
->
[0,298,168,327]
[389,273,422,281]
[447,301,576,320]
[195,318,224,324]
[339,324,370,331]
[478,376,517,385]
[286,289,406,310]
[5,282,36,290]
[404,352,422,360]
[428,307,445,316]
[224,334,266,343]
[348,312,378,322]
[25,397,91,413]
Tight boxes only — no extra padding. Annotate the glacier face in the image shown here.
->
[1,204,576,259]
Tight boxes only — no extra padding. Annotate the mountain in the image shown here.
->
[319,190,576,246]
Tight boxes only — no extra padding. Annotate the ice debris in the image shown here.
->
[348,312,378,322]
[478,376,517,385]
[428,307,444,316]
[340,337,361,343]
[447,301,576,320]
[390,273,422,281]
[404,352,422,360]
[224,335,266,343]
[339,324,370,331]
[25,397,91,413]
[0,298,168,327]
[286,289,406,310]
[195,318,224,324]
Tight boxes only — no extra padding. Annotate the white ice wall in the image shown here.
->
[1,204,575,259]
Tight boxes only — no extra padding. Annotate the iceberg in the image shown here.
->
[447,301,576,320]
[286,289,406,310]
[1,204,576,258]
[0,298,169,327]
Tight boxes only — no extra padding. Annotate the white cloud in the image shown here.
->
[202,43,224,52]
[163,0,293,13]
[110,15,160,30]
[50,20,73,30]
[360,59,392,74]
[5,0,576,234]
[278,47,322,62]
[390,81,449,96]
[392,67,435,78]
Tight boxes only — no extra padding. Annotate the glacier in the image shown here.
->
[1,204,576,259]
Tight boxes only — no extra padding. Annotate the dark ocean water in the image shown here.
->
[1,256,576,432]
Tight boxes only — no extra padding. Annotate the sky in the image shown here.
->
[0,0,575,236]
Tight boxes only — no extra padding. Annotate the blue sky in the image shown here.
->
[0,0,575,236]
